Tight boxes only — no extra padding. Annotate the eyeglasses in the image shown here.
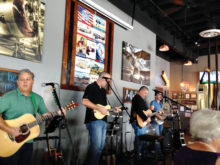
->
[102,77,112,80]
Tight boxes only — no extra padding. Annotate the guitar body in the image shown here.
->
[0,114,40,157]
[0,101,77,158]
[136,110,152,127]
[93,104,111,119]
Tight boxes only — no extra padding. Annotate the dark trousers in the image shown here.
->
[0,143,33,165]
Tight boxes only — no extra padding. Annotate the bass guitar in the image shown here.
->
[137,109,163,127]
[0,101,78,157]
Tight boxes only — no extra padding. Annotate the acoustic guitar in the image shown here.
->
[0,101,78,157]
[137,109,163,127]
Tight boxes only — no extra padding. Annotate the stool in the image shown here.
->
[139,134,164,162]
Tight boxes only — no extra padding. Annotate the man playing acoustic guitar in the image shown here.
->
[82,72,121,165]
[0,69,65,165]
[130,86,149,160]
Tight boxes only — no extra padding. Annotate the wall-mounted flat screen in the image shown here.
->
[199,71,220,84]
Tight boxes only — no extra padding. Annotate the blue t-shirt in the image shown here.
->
[150,100,163,123]
[150,100,163,111]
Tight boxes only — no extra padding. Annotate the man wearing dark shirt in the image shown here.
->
[82,72,120,165]
[130,86,149,159]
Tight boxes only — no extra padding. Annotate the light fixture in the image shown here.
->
[199,29,220,38]
[184,60,192,66]
[159,44,169,52]
[78,0,134,30]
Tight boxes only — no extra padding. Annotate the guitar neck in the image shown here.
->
[28,111,59,129]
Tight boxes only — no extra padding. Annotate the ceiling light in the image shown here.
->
[159,44,169,51]
[199,29,220,38]
[184,60,192,66]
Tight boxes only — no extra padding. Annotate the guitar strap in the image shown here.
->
[30,91,39,115]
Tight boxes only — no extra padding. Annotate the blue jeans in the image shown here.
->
[152,122,163,135]
[0,143,33,165]
[151,122,163,152]
[131,122,146,156]
[86,120,107,165]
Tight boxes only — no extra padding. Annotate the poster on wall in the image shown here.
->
[74,71,90,88]
[76,34,87,57]
[0,0,45,62]
[61,1,114,91]
[75,5,106,85]
[86,40,96,59]
[121,41,151,85]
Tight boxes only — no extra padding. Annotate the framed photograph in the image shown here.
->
[190,93,197,99]
[0,67,19,96]
[185,93,190,99]
[172,92,178,99]
[0,1,45,62]
[121,41,151,85]
[61,0,114,91]
[123,87,139,103]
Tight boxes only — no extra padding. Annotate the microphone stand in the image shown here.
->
[49,84,77,165]
[106,81,129,115]
[106,80,129,155]
[163,95,191,110]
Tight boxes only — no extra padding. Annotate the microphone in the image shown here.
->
[41,82,58,87]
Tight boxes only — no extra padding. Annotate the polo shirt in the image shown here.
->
[83,81,107,123]
[0,88,49,143]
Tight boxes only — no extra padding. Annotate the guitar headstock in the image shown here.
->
[64,101,79,111]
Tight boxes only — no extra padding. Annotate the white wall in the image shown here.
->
[0,0,170,164]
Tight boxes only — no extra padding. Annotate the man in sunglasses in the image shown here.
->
[82,72,120,165]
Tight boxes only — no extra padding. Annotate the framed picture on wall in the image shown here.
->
[61,0,114,91]
[123,87,139,103]
[0,67,19,96]
[121,41,151,85]
[190,93,197,99]
[185,93,190,99]
[0,1,45,62]
[172,92,178,99]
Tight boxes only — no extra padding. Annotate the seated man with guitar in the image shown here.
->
[82,72,121,165]
[130,86,149,159]
[150,90,164,153]
[0,69,65,165]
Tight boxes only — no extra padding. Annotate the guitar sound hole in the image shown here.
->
[20,124,28,134]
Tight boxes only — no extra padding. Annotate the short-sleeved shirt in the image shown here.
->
[150,99,163,123]
[0,88,49,142]
[130,94,148,123]
[150,100,163,112]
[83,81,107,123]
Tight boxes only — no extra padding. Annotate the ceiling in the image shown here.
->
[108,0,220,62]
